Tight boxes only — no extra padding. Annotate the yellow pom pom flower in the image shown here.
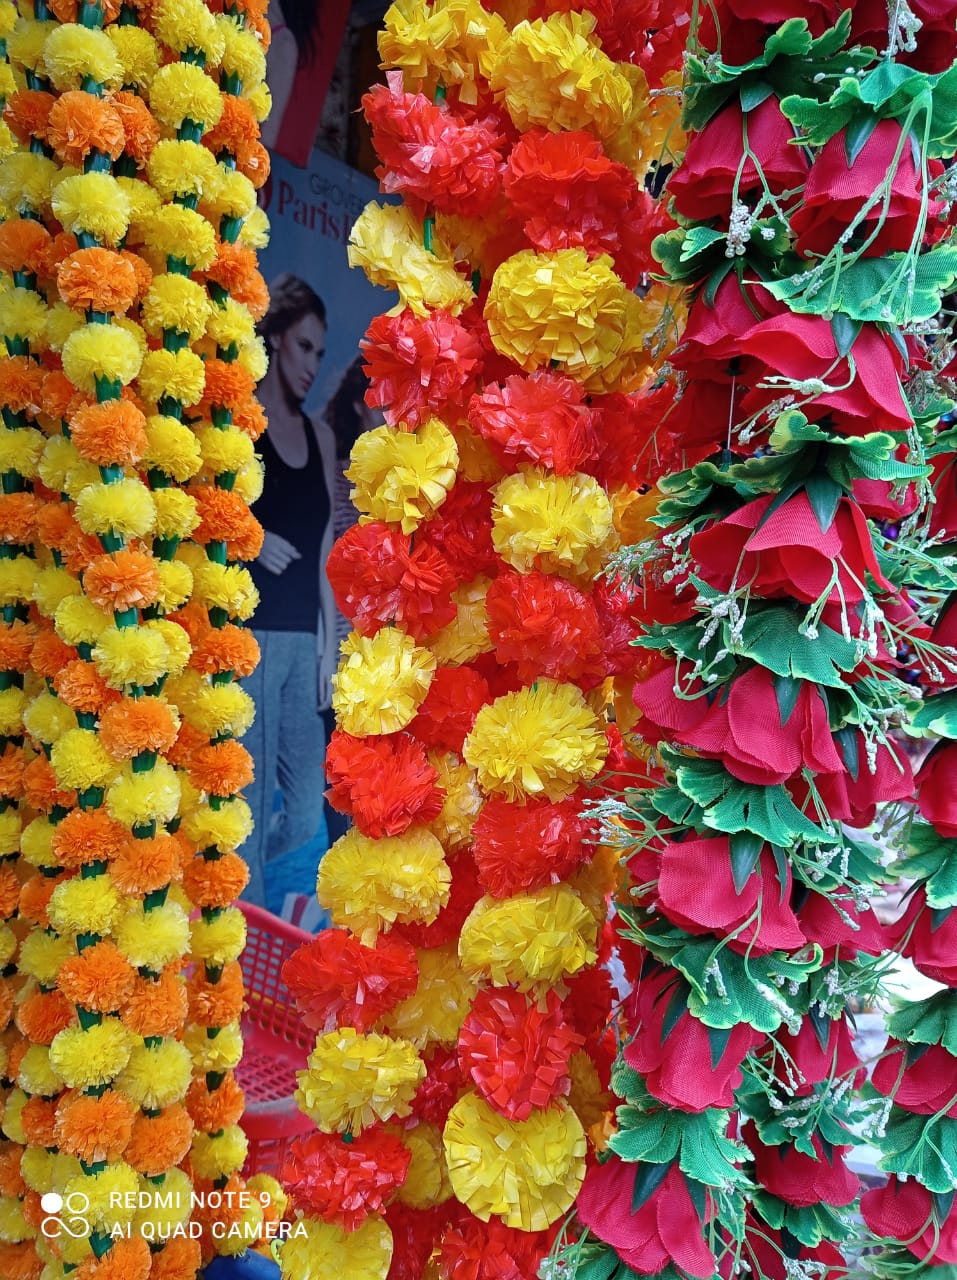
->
[50,727,117,790]
[0,560,36,609]
[46,300,84,352]
[190,1126,248,1182]
[459,884,598,989]
[65,1165,138,1233]
[116,1040,192,1109]
[24,690,77,744]
[380,944,476,1049]
[444,1091,586,1231]
[233,457,265,505]
[463,678,607,801]
[1,1089,27,1144]
[0,809,22,857]
[183,1020,243,1072]
[317,827,450,941]
[205,299,256,352]
[238,204,270,249]
[427,577,491,666]
[0,686,27,736]
[428,753,482,849]
[189,906,246,966]
[107,25,159,90]
[182,798,253,852]
[19,1044,62,1098]
[0,1195,30,1241]
[48,875,123,937]
[296,1028,425,1134]
[332,628,435,737]
[144,205,217,270]
[0,152,58,218]
[183,680,256,738]
[62,323,142,393]
[55,595,111,647]
[74,478,156,540]
[347,417,458,534]
[200,166,257,224]
[394,1122,452,1209]
[52,173,131,245]
[50,1021,136,1089]
[191,561,258,619]
[491,468,615,578]
[93,625,170,689]
[279,1215,393,1280]
[236,334,268,382]
[153,0,225,59]
[141,273,212,342]
[148,138,218,202]
[44,23,122,90]
[0,425,43,478]
[0,287,47,346]
[153,559,193,613]
[20,817,57,869]
[137,347,206,406]
[151,487,199,541]
[106,758,181,827]
[149,60,223,131]
[0,923,15,969]
[144,414,203,480]
[195,422,254,475]
[8,19,54,74]
[379,0,506,104]
[114,899,190,968]
[39,434,79,492]
[146,617,191,676]
[349,203,473,317]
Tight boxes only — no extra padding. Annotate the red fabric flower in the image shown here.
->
[589,576,641,676]
[411,1045,467,1127]
[851,0,957,73]
[282,931,418,1032]
[634,661,844,786]
[467,369,599,474]
[577,1159,715,1279]
[437,1210,554,1280]
[363,71,506,216]
[930,454,957,539]
[744,1124,860,1208]
[623,967,764,1112]
[794,732,914,827]
[851,477,919,523]
[739,314,912,437]
[916,740,957,836]
[392,850,482,949]
[409,665,490,753]
[425,481,499,579]
[484,571,605,684]
[326,523,457,640]
[872,1039,957,1117]
[362,308,485,428]
[667,98,808,222]
[930,595,957,686]
[690,491,893,605]
[722,1217,848,1280]
[862,1175,957,1264]
[796,892,887,962]
[764,1017,863,1098]
[890,888,957,985]
[653,834,805,956]
[471,794,597,897]
[457,988,583,1121]
[324,730,444,838]
[281,1128,411,1229]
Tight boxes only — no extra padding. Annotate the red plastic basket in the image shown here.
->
[237,901,315,1177]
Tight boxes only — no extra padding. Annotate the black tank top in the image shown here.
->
[249,416,329,632]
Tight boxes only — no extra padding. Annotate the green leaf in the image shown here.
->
[610,1087,750,1191]
[804,473,844,532]
[672,756,833,846]
[740,80,774,112]
[729,831,763,893]
[893,824,957,909]
[844,114,878,165]
[831,313,863,356]
[881,1111,957,1193]
[631,1160,673,1210]
[707,1025,733,1069]
[887,991,957,1054]
[774,673,802,725]
[680,226,725,262]
[911,692,957,737]
[738,607,861,687]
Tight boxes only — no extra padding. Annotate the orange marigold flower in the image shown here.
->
[146,1236,202,1280]
[41,368,77,426]
[0,744,25,802]
[20,1096,57,1146]
[70,399,148,468]
[189,623,259,678]
[0,862,19,917]
[187,960,244,1026]
[84,548,160,613]
[52,808,129,869]
[48,0,121,21]
[200,359,256,414]
[0,492,38,544]
[187,740,253,800]
[185,1071,245,1132]
[203,243,269,320]
[58,940,136,1013]
[0,355,45,414]
[119,250,153,302]
[238,139,270,189]
[58,248,138,316]
[30,628,76,679]
[0,984,12,1034]
[3,90,55,149]
[121,967,188,1039]
[231,396,267,440]
[99,696,178,759]
[0,620,35,674]
[35,503,79,556]
[62,524,107,578]
[48,92,125,168]
[74,1234,151,1280]
[124,1105,193,1176]
[191,486,264,560]
[203,95,259,155]
[181,850,249,911]
[165,718,207,771]
[113,90,161,169]
[37,231,79,283]
[109,833,182,895]
[0,1145,24,1197]
[56,1089,136,1163]
[170,601,210,647]
[0,1241,40,1280]
[54,659,119,717]
[23,753,77,813]
[15,989,73,1045]
[19,872,65,927]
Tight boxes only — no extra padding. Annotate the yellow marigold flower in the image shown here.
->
[394,1121,451,1209]
[106,758,181,828]
[39,434,79,492]
[0,152,58,218]
[141,273,212,342]
[348,203,473,317]
[190,906,246,966]
[485,248,628,377]
[332,628,435,737]
[118,175,163,246]
[19,1044,61,1098]
[463,678,607,802]
[0,922,15,968]
[74,478,156,540]
[195,422,253,475]
[114,899,190,967]
[218,14,266,84]
[19,930,71,985]
[444,1091,586,1231]
[296,1028,425,1134]
[107,25,159,90]
[129,1168,191,1238]
[181,679,255,738]
[66,1165,139,1233]
[23,691,77,746]
[191,560,258,620]
[0,0,16,36]
[149,61,223,131]
[0,425,43,478]
[1,1089,27,1144]
[153,0,225,60]
[51,727,117,790]
[48,875,123,937]
[490,11,635,143]
[8,19,55,73]
[93,625,170,689]
[53,172,131,244]
[244,80,271,124]
[236,334,267,382]
[144,205,216,272]
[62,323,142,394]
[148,138,218,202]
[191,1126,248,1182]
[144,413,203,480]
[428,577,491,666]
[200,165,256,224]
[491,468,615,579]
[19,1147,61,1195]
[459,884,598,989]
[379,0,507,104]
[0,1195,30,1242]
[0,686,26,736]
[238,204,270,249]
[153,559,192,613]
[55,594,111,647]
[137,347,206,406]
[182,798,253,852]
[451,422,505,485]
[428,752,481,849]
[152,487,199,540]
[0,558,37,608]
[117,1040,192,1109]
[318,825,450,939]
[147,617,190,677]
[50,1021,136,1089]
[279,1215,393,1280]
[347,417,458,534]
[0,809,21,857]
[0,287,46,346]
[381,944,476,1050]
[44,23,122,91]
[233,456,264,504]
[46,300,84,353]
[205,298,256,351]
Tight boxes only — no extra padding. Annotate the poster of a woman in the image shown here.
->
[261,0,352,164]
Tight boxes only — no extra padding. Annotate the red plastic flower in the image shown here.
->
[623,966,764,1112]
[577,1159,715,1279]
[456,987,583,1121]
[764,1017,863,1098]
[282,931,418,1033]
[862,1175,957,1263]
[484,571,604,684]
[324,730,443,838]
[385,1204,448,1280]
[425,481,498,579]
[281,1128,411,1229]
[468,369,599,474]
[471,794,597,897]
[326,522,457,640]
[586,384,684,489]
[410,1045,467,1127]
[362,308,485,429]
[437,1210,554,1280]
[872,1039,957,1117]
[916,740,957,836]
[410,664,490,753]
[744,1124,859,1208]
[890,889,957,985]
[667,98,808,222]
[634,661,844,786]
[690,491,893,605]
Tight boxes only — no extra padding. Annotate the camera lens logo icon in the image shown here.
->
[40,1191,91,1239]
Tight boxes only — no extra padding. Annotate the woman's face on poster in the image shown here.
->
[275,313,326,406]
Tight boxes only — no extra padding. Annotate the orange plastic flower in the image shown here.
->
[203,243,269,320]
[52,808,129,869]
[125,1105,193,1176]
[190,1173,248,1248]
[41,368,77,426]
[238,139,270,189]
[99,696,178,759]
[54,659,119,716]
[20,1096,57,1146]
[200,359,256,414]
[70,399,148,468]
[58,940,136,1013]
[19,872,65,927]
[231,396,267,440]
[0,862,19,917]
[0,1144,24,1197]
[47,92,125,168]
[0,985,12,1032]
[170,600,210,646]
[203,92,259,155]
[109,833,182,895]
[164,718,207,771]
[185,1071,245,1131]
[84,548,160,613]
[6,1039,27,1081]
[187,960,244,1026]
[145,1236,202,1280]
[122,967,189,1038]
[23,753,77,813]
[119,250,153,302]
[15,989,73,1045]
[56,1089,136,1163]
[113,90,160,168]
[62,523,108,578]
[48,0,122,21]
[3,89,55,148]
[189,623,259,678]
[35,503,79,558]
[38,231,79,283]
[187,740,253,799]
[0,744,24,803]
[0,355,45,414]
[74,1234,151,1280]
[192,485,264,559]
[30,628,76,680]
[181,850,250,911]
[58,248,138,316]
[0,620,35,674]
[0,492,38,544]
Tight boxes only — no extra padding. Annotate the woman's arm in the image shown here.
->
[260,27,298,152]
[314,415,339,711]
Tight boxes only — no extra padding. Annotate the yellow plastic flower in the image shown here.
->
[0,1196,30,1241]
[49,1021,136,1089]
[144,205,217,270]
[0,923,14,970]
[189,907,246,967]
[380,944,476,1049]
[154,559,193,613]
[23,691,77,747]
[205,298,256,352]
[65,1165,138,1233]
[50,727,117,790]
[93,626,171,689]
[149,61,224,131]
[0,810,22,858]
[393,1122,452,1209]
[427,577,492,666]
[279,1215,393,1280]
[62,323,142,393]
[46,300,84,352]
[236,334,267,382]
[463,678,607,801]
[238,205,270,249]
[151,487,199,540]
[245,82,272,125]
[129,1166,192,1238]
[428,754,482,849]
[137,348,206,406]
[182,798,253,852]
[118,176,163,244]
[332,627,435,737]
[491,468,615,579]
[52,173,131,245]
[195,422,254,476]
[348,203,473,317]
[106,758,181,827]
[485,248,629,377]
[0,425,43,478]
[0,686,25,737]
[379,0,506,103]
[183,1020,243,1072]
[191,561,258,619]
[116,1040,192,1109]
[107,25,159,90]
[0,287,47,346]
[489,11,636,143]
[190,1127,248,1182]
[233,457,264,505]
[459,885,598,988]
[0,152,58,218]
[347,418,458,534]
[146,616,190,676]
[74,478,156,540]
[295,1028,425,1134]
[43,23,123,91]
[317,827,450,941]
[444,1092,586,1230]
[144,413,203,480]
[55,595,111,648]
[200,166,257,224]
[8,19,54,74]
[48,875,123,937]
[152,0,225,61]
[0,1089,27,1144]
[19,1044,62,1098]
[0,559,36,609]
[141,273,212,342]
[39,434,80,492]
[181,680,255,739]
[148,138,219,202]
[114,899,190,968]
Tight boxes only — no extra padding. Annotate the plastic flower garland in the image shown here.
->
[547,4,957,1280]
[278,1,687,1275]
